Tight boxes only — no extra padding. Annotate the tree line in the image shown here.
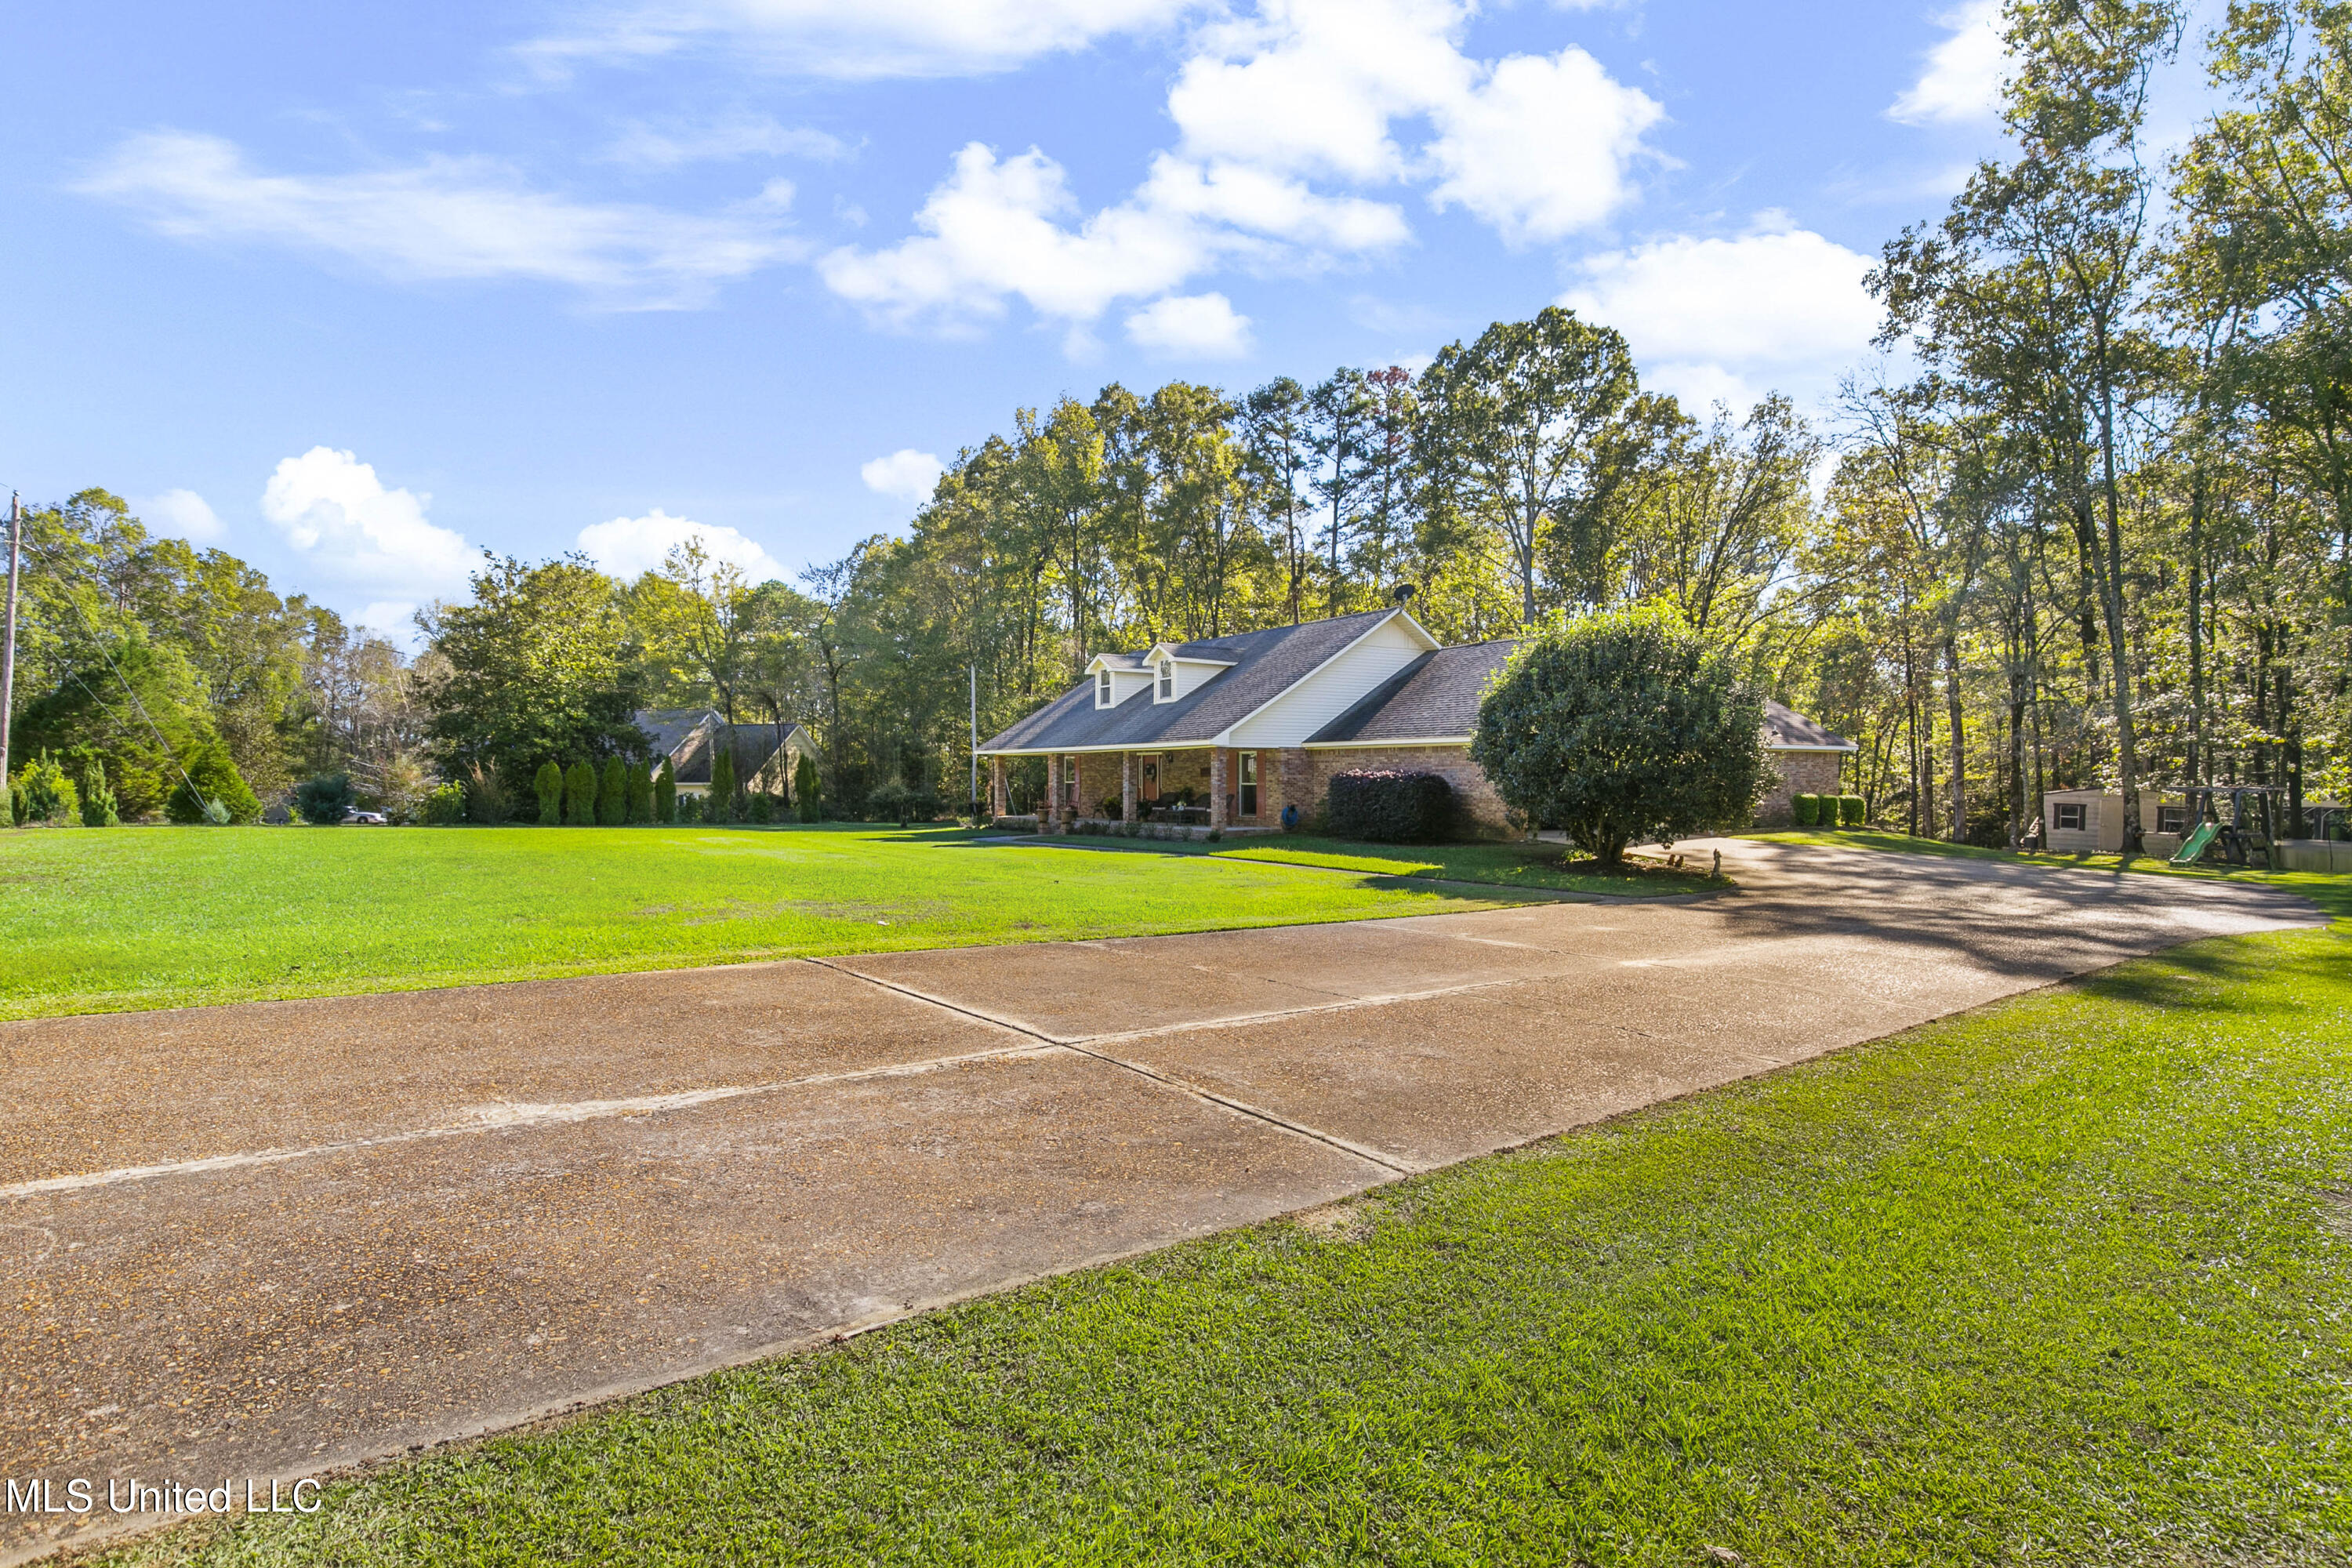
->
[8,0,2347,841]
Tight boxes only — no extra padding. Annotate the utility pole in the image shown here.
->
[0,492,20,792]
[967,663,978,814]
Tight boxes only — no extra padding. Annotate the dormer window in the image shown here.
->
[1097,670,1112,707]
[1156,661,1174,700]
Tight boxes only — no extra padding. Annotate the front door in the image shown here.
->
[1142,758,1160,801]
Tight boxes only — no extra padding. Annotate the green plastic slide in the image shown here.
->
[2172,820,2220,866]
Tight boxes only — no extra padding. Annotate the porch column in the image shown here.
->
[1046,753,1064,833]
[989,756,1007,818]
[1121,752,1136,823]
[1209,746,1229,831]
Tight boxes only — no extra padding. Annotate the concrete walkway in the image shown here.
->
[0,840,2321,1560]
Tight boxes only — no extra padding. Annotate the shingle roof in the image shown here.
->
[673,722,802,785]
[635,707,719,761]
[1305,640,1515,745]
[979,608,1403,753]
[1764,699,1856,751]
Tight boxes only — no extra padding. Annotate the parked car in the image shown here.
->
[343,808,389,826]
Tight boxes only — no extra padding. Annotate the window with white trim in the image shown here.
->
[2055,802,2087,832]
[1096,670,1112,706]
[1239,751,1258,818]
[1156,660,1174,700]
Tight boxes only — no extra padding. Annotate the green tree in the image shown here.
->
[78,757,120,827]
[562,760,597,826]
[598,755,627,826]
[793,751,821,822]
[13,751,79,825]
[626,760,653,824]
[421,554,642,779]
[293,772,356,825]
[654,757,677,824]
[708,743,737,822]
[1416,307,1652,624]
[166,740,260,825]
[534,760,564,826]
[1471,606,1766,866]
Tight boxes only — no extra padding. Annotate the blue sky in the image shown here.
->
[1,0,2032,641]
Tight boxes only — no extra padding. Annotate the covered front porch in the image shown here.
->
[985,746,1309,835]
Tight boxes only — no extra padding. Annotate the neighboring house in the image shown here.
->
[976,606,1855,836]
[634,707,817,800]
[1756,700,1860,827]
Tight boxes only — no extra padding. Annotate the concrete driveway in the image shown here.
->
[0,839,2321,1560]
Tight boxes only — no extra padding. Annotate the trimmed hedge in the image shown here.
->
[563,761,597,826]
[1838,793,1866,826]
[535,762,564,826]
[1327,770,1454,843]
[1793,792,1820,827]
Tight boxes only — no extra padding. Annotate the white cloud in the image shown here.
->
[1125,292,1254,358]
[576,509,785,580]
[140,488,225,545]
[78,130,804,309]
[1559,219,1882,409]
[1425,47,1664,244]
[601,115,848,169]
[821,0,1661,343]
[860,449,946,503]
[818,143,1218,328]
[260,447,476,604]
[528,0,1197,81]
[1890,0,2009,125]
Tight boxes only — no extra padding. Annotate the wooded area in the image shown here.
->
[8,0,2347,840]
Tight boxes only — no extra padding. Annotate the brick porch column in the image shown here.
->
[1209,747,1229,830]
[1046,753,1064,833]
[989,756,1007,818]
[1121,752,1136,822]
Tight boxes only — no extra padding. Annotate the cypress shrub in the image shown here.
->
[677,790,703,823]
[534,761,564,826]
[709,746,737,822]
[748,790,775,825]
[1327,770,1454,843]
[794,753,821,822]
[1793,793,1819,827]
[626,760,653,824]
[654,758,677,823]
[563,760,597,826]
[598,756,627,826]
[79,758,121,827]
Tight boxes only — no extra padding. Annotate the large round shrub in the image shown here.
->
[294,772,357,826]
[1471,605,1765,866]
[166,742,262,825]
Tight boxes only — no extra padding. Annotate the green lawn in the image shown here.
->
[1014,831,1730,896]
[96,903,2352,1566]
[0,824,1515,1021]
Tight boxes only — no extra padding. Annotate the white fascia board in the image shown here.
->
[1765,742,1860,753]
[1206,608,1422,746]
[1142,642,1236,667]
[1301,736,1472,749]
[978,741,1218,757]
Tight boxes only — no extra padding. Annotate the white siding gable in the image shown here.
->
[1227,615,1430,746]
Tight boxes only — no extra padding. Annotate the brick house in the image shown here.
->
[976,607,1855,837]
